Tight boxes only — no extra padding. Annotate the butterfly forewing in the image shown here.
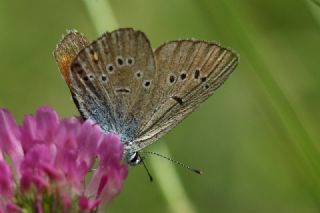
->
[69,28,156,143]
[134,40,239,150]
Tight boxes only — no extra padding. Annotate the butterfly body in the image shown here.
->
[54,28,239,165]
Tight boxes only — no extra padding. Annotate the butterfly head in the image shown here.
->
[126,151,142,166]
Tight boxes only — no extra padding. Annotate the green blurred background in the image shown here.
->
[1,0,320,212]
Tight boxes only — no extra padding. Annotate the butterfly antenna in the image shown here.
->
[139,153,154,182]
[141,151,203,175]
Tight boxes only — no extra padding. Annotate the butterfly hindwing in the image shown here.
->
[54,30,90,87]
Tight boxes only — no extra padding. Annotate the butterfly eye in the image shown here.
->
[128,152,141,166]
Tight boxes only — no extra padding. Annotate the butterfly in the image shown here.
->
[54,28,239,166]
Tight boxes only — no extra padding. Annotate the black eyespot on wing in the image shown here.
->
[201,77,207,82]
[194,69,200,79]
[180,73,187,80]
[117,57,124,65]
[143,80,151,88]
[127,57,134,65]
[172,96,183,105]
[107,64,114,72]
[135,71,143,79]
[101,75,107,81]
[169,75,175,83]
[144,81,151,87]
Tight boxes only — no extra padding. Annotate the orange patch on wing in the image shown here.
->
[57,53,73,86]
[53,30,90,88]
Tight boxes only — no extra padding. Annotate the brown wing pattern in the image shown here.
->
[68,28,156,143]
[54,29,239,153]
[134,40,239,151]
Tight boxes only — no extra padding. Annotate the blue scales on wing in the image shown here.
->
[58,29,157,149]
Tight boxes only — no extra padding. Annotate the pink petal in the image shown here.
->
[97,173,108,197]
[86,133,127,207]
[76,120,100,169]
[0,109,23,175]
[6,203,21,213]
[20,144,54,172]
[20,107,59,152]
[20,115,36,152]
[41,163,63,181]
[34,107,59,143]
[20,172,49,193]
[97,133,124,163]
[20,145,53,192]
[0,161,14,198]
[78,195,100,211]
[98,164,128,207]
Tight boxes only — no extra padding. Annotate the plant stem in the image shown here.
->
[82,0,118,35]
[150,143,197,213]
[81,1,196,212]
[306,0,320,27]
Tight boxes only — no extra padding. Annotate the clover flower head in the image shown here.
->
[0,106,128,212]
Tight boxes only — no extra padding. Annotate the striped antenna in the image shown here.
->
[140,151,203,175]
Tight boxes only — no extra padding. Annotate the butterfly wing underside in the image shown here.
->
[68,28,157,145]
[133,40,239,151]
[54,28,239,155]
